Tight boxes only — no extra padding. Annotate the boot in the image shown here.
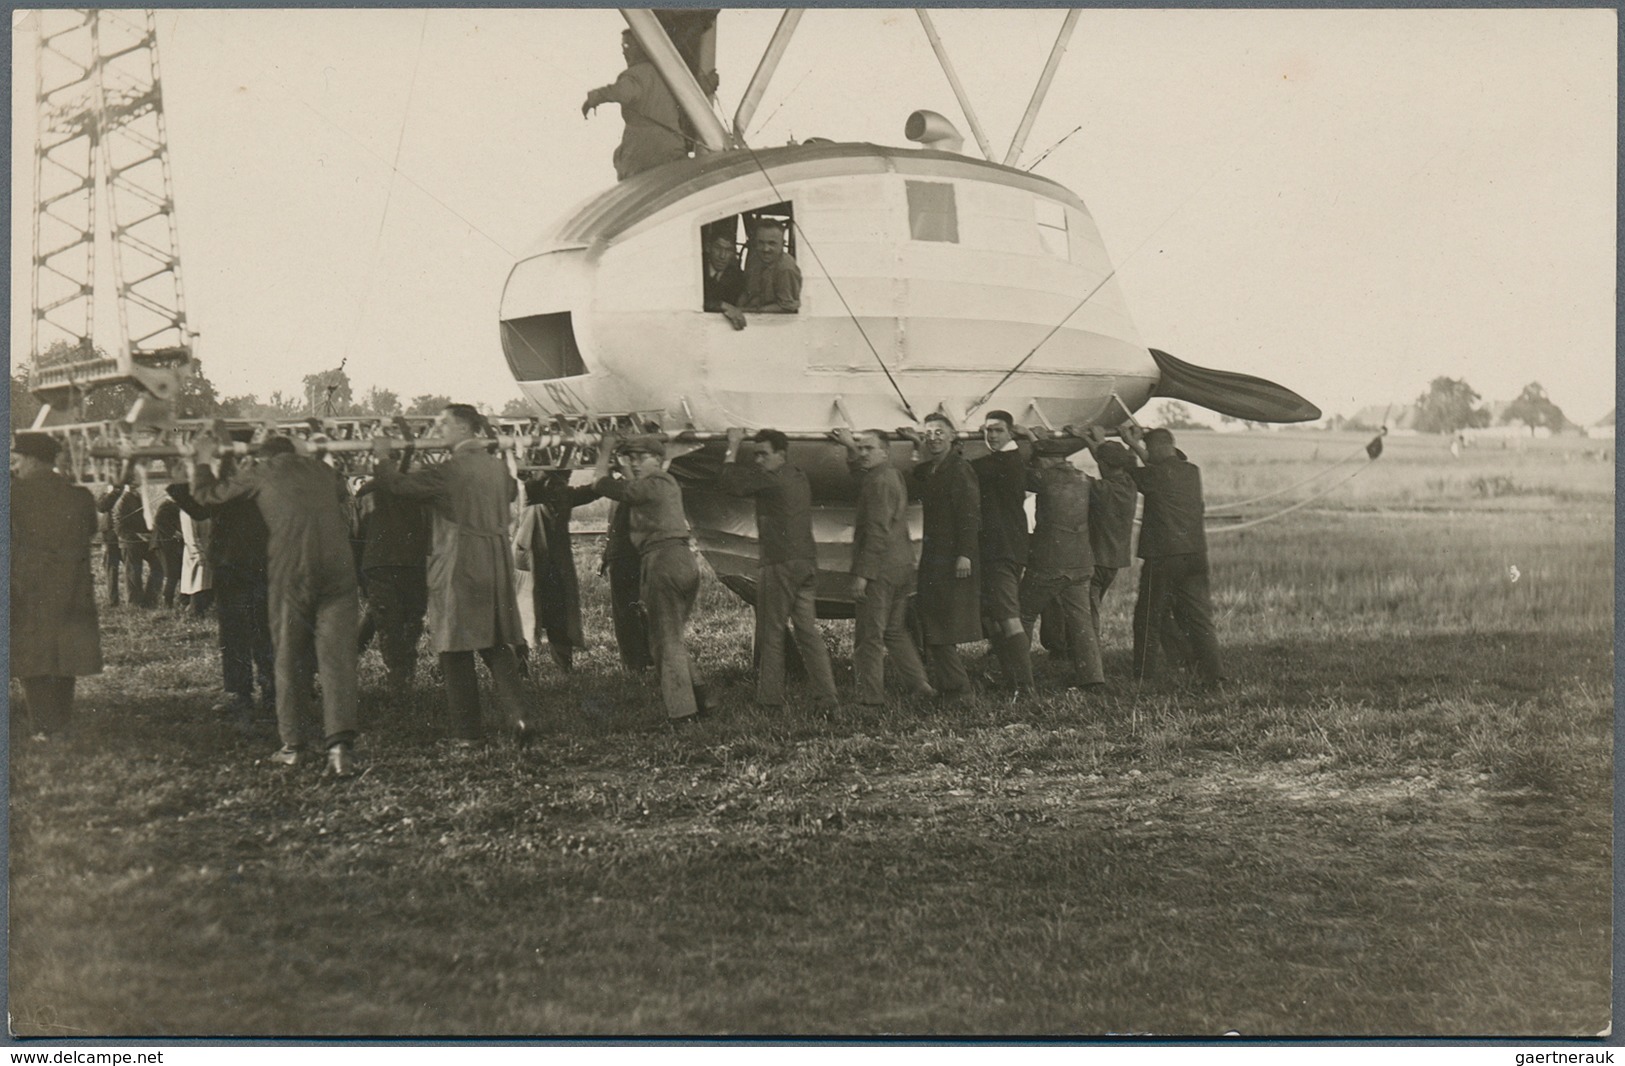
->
[994,632,1035,692]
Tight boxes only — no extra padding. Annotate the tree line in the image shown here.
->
[11,342,539,427]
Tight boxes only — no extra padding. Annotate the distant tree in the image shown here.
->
[501,396,538,418]
[1500,381,1567,433]
[362,386,403,418]
[11,371,43,428]
[303,365,358,416]
[1148,400,1206,430]
[174,358,224,419]
[406,393,452,416]
[1218,412,1265,431]
[224,391,305,421]
[1413,377,1490,434]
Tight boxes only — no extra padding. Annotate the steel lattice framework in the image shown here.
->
[30,9,192,419]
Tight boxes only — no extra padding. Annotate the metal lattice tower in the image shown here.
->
[30,9,193,422]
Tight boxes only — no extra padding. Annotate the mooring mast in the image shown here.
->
[29,8,194,426]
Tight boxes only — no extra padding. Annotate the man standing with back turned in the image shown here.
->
[372,405,533,747]
[1120,425,1223,686]
[190,434,360,775]
[720,427,839,711]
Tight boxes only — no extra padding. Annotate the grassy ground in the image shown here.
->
[7,433,1613,1038]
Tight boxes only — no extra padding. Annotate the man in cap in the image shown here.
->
[592,432,706,721]
[834,428,934,707]
[189,433,360,775]
[372,404,532,746]
[907,412,981,698]
[10,432,102,739]
[970,410,1035,692]
[1020,438,1104,690]
[1120,424,1223,686]
[720,427,839,710]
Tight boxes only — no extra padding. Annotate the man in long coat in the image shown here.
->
[190,434,360,775]
[372,404,531,745]
[600,500,653,671]
[909,413,981,697]
[523,470,600,672]
[10,433,103,738]
[592,433,705,721]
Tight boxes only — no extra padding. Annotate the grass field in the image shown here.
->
[8,431,1613,1038]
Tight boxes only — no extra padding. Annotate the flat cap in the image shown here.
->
[1094,440,1134,466]
[618,433,666,457]
[12,432,61,464]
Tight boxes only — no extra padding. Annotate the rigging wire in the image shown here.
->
[1022,123,1082,172]
[343,9,430,364]
[1205,460,1376,534]
[1204,439,1373,513]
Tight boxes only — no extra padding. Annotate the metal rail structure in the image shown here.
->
[29,9,194,425]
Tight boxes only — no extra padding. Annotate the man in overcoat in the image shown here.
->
[372,404,532,745]
[10,433,103,738]
[600,499,653,671]
[523,469,600,672]
[190,434,360,774]
[908,412,981,697]
[835,428,934,707]
[592,433,705,721]
[970,410,1034,691]
[1120,425,1223,685]
[719,427,838,709]
[1020,440,1105,689]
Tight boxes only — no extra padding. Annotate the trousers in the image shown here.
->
[271,583,359,749]
[1132,553,1222,682]
[852,574,931,705]
[122,541,159,606]
[439,646,529,739]
[216,566,275,704]
[607,555,653,670]
[363,566,427,686]
[1020,570,1104,685]
[755,558,837,706]
[641,541,701,719]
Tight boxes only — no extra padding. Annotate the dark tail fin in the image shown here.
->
[1149,348,1321,423]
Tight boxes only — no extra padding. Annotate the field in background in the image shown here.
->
[8,431,1613,1037]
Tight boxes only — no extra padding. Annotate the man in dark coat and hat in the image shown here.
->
[10,432,103,738]
[908,412,981,698]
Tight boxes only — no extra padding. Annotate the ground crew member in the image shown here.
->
[835,428,934,707]
[97,469,159,607]
[601,499,653,671]
[582,30,687,181]
[970,410,1034,691]
[372,405,533,747]
[907,413,981,698]
[1120,425,1223,686]
[1020,439,1104,690]
[356,441,431,698]
[1082,433,1140,645]
[523,470,600,673]
[10,432,103,739]
[720,427,839,710]
[190,434,360,776]
[592,433,706,722]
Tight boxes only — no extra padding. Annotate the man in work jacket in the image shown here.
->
[970,410,1035,692]
[592,433,705,722]
[907,413,981,698]
[1019,439,1105,690]
[581,30,687,181]
[719,427,838,710]
[190,434,359,775]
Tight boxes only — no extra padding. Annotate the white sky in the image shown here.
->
[9,7,1617,423]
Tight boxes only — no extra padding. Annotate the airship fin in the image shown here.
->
[1148,348,1321,424]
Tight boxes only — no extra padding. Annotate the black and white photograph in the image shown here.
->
[6,6,1614,1040]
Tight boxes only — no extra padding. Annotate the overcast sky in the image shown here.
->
[9,7,1616,424]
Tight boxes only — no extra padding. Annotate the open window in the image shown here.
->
[699,200,797,311]
[906,181,958,242]
[501,311,586,381]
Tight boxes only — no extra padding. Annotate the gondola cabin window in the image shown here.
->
[1035,198,1069,260]
[700,202,795,311]
[905,181,958,243]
